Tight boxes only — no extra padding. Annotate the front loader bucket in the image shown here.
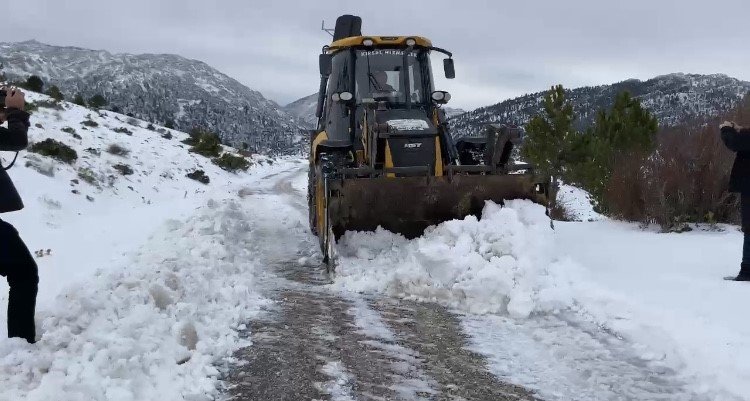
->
[328,174,548,239]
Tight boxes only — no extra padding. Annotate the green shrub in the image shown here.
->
[146,123,156,131]
[186,169,210,184]
[60,127,76,134]
[77,168,98,185]
[46,85,64,101]
[182,127,203,146]
[162,132,173,140]
[112,127,133,135]
[113,163,134,176]
[88,95,107,109]
[81,119,99,128]
[106,143,130,156]
[73,93,86,107]
[29,139,78,164]
[24,102,39,114]
[187,129,222,158]
[212,152,250,172]
[36,100,64,110]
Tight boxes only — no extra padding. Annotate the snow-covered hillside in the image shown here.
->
[283,93,319,128]
[0,91,285,400]
[451,73,750,137]
[0,40,305,154]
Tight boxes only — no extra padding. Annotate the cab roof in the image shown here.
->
[329,36,433,50]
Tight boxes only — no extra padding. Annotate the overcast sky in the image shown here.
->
[3,0,750,110]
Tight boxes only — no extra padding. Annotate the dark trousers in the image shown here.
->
[742,194,750,264]
[0,219,38,343]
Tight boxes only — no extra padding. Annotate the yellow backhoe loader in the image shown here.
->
[308,15,550,269]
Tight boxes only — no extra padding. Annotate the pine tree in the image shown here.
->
[88,94,107,109]
[574,91,658,212]
[25,75,44,92]
[164,120,175,129]
[521,85,577,189]
[46,85,65,101]
[73,93,86,107]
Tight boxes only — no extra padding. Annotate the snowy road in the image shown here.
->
[220,163,720,401]
[225,165,535,400]
[226,264,537,401]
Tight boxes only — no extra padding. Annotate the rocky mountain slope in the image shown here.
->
[450,73,750,137]
[283,93,319,128]
[0,40,304,155]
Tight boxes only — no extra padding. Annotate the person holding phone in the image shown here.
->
[721,121,750,281]
[0,87,38,342]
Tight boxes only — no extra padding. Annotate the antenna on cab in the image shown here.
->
[321,20,335,37]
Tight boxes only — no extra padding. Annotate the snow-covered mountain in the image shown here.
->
[282,93,319,128]
[0,40,305,154]
[443,107,467,118]
[450,73,750,137]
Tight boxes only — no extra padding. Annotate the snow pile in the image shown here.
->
[0,199,268,401]
[332,200,580,317]
[556,184,604,222]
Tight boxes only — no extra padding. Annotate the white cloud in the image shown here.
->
[2,0,750,110]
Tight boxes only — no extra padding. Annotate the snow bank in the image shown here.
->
[332,200,580,318]
[556,184,604,222]
[558,221,750,400]
[333,197,750,400]
[0,199,267,401]
[1,91,264,318]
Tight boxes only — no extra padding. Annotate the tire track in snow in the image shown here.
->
[223,165,539,400]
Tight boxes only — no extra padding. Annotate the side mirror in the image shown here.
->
[443,58,455,79]
[319,54,332,76]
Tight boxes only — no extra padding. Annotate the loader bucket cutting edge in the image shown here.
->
[328,175,547,239]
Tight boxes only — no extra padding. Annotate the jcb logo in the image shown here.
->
[404,143,422,149]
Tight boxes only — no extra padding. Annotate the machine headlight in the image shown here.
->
[405,38,416,46]
[333,92,353,102]
[339,91,354,101]
[362,38,374,46]
[431,91,451,104]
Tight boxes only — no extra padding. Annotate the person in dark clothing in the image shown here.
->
[720,121,750,281]
[0,87,38,342]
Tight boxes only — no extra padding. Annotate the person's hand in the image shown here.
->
[721,121,742,133]
[2,87,25,111]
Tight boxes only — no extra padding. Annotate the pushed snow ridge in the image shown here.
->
[333,200,578,318]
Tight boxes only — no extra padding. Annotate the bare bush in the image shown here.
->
[605,95,750,230]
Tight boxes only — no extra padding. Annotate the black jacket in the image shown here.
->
[0,109,30,213]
